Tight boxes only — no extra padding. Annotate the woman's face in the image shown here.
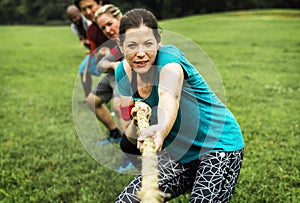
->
[97,13,120,39]
[121,25,159,74]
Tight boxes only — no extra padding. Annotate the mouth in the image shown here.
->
[110,33,117,38]
[134,60,150,67]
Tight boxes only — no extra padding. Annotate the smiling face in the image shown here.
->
[79,0,102,21]
[96,13,120,39]
[121,25,159,74]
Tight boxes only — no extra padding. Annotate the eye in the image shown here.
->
[127,43,137,49]
[145,41,153,47]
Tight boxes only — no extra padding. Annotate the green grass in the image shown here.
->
[1,9,300,202]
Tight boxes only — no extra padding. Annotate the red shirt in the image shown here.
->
[86,22,108,53]
[110,46,122,61]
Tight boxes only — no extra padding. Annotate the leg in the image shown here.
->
[115,150,197,202]
[189,150,244,203]
[80,73,92,98]
[86,93,117,131]
[87,75,122,142]
[78,54,99,99]
[120,135,141,169]
[217,149,244,202]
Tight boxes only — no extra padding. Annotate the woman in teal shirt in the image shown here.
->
[115,8,244,203]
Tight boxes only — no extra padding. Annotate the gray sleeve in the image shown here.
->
[97,53,117,73]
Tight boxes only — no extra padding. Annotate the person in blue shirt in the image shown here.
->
[115,8,244,203]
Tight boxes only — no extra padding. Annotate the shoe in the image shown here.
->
[109,128,121,139]
[97,137,122,145]
[117,157,134,173]
[117,162,134,173]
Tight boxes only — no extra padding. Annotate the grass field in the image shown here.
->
[0,9,299,202]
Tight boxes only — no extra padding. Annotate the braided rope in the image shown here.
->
[134,101,164,203]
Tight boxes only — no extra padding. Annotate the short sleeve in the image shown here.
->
[157,45,198,78]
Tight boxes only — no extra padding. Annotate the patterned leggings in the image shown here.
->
[115,149,244,203]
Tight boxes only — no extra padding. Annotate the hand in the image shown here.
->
[137,124,164,153]
[94,47,110,60]
[131,101,151,127]
[97,47,110,55]
[111,61,120,70]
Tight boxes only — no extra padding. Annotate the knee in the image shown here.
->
[112,98,123,120]
[86,93,94,107]
[86,93,102,109]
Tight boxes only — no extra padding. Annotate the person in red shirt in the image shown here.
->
[75,0,122,143]
[75,0,108,98]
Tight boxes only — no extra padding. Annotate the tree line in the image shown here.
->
[0,0,299,24]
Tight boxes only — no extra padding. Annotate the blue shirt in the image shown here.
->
[116,45,244,164]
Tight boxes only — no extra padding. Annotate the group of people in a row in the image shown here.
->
[67,1,131,172]
[67,1,244,202]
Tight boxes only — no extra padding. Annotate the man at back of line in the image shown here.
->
[66,5,92,50]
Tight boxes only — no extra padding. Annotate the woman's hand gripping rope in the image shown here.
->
[132,101,165,203]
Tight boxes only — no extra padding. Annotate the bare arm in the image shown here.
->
[138,63,184,152]
[120,95,139,144]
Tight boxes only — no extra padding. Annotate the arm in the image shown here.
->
[86,26,97,52]
[96,51,120,73]
[137,63,184,152]
[116,61,138,144]
[120,95,139,144]
[87,37,97,52]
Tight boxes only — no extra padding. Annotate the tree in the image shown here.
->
[0,0,299,24]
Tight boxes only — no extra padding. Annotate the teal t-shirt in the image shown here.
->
[115,45,244,164]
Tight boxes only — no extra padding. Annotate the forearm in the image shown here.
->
[120,96,138,144]
[157,90,180,140]
[97,53,118,73]
[124,121,138,144]
[157,63,183,140]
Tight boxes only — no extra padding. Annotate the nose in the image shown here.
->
[136,49,145,58]
[136,45,146,57]
[85,8,93,16]
[137,45,146,55]
[105,27,111,35]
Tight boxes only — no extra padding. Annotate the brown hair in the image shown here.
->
[119,8,161,45]
[74,0,102,10]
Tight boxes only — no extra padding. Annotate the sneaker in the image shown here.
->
[97,137,122,145]
[117,157,134,173]
[109,128,121,139]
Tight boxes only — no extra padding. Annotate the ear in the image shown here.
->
[157,42,162,50]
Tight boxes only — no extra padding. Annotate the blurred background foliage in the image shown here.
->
[0,0,299,24]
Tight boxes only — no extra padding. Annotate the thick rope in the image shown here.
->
[134,101,164,203]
